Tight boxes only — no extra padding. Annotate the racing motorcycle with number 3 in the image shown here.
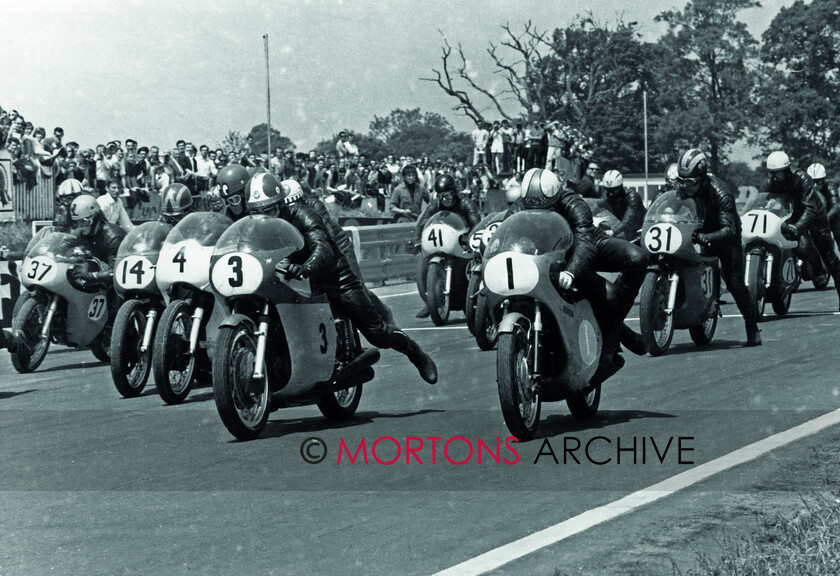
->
[209,215,379,441]
[110,221,172,397]
[420,211,472,326]
[12,232,112,372]
[740,193,800,320]
[639,191,721,355]
[153,212,232,404]
[484,210,606,441]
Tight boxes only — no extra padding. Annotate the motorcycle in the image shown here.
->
[585,197,642,244]
[209,215,380,441]
[483,210,605,441]
[740,193,800,320]
[639,191,721,356]
[419,211,472,326]
[153,212,232,404]
[12,231,112,372]
[110,221,172,398]
[465,210,506,350]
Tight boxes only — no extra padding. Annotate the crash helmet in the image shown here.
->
[677,148,708,179]
[70,194,102,236]
[520,168,561,209]
[246,172,285,215]
[602,170,624,189]
[665,163,679,187]
[807,163,826,181]
[58,178,84,201]
[217,163,250,208]
[504,177,521,205]
[434,173,458,209]
[160,183,193,223]
[280,179,305,204]
[766,151,792,184]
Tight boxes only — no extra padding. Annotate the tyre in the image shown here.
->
[474,292,499,351]
[772,290,792,316]
[566,383,601,419]
[212,323,270,441]
[110,300,152,398]
[11,290,32,323]
[11,296,51,373]
[90,327,111,363]
[153,300,196,405]
[497,318,540,441]
[639,271,674,356]
[745,249,766,321]
[464,270,481,336]
[318,385,363,420]
[427,261,451,326]
[689,312,718,346]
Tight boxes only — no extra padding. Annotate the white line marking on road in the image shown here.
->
[434,408,840,576]
[378,290,418,299]
[402,326,469,331]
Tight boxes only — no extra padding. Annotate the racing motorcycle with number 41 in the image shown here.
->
[419,211,472,326]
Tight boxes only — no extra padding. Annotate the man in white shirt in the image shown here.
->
[97,180,135,231]
[195,144,218,193]
[471,123,490,166]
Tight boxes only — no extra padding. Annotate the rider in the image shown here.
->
[245,173,438,385]
[410,173,482,319]
[600,170,644,241]
[54,178,86,230]
[761,151,840,309]
[521,168,648,367]
[66,194,127,291]
[216,163,251,221]
[158,183,195,226]
[807,163,840,248]
[676,149,760,346]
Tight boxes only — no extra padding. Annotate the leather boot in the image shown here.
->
[618,323,648,356]
[404,337,438,384]
[415,304,430,319]
[745,324,762,347]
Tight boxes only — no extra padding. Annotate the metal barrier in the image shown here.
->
[345,223,417,284]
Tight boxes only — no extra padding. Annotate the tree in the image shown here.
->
[652,0,760,173]
[368,108,472,161]
[312,131,389,162]
[218,131,245,154]
[753,0,840,172]
[247,124,294,157]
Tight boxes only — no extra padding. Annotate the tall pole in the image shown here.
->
[643,90,649,207]
[264,34,271,159]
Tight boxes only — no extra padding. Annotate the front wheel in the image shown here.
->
[212,323,270,441]
[772,290,793,316]
[153,300,196,405]
[110,300,152,398]
[745,250,766,321]
[639,271,674,356]
[318,385,363,420]
[427,261,451,326]
[474,292,499,351]
[497,318,540,441]
[11,297,51,373]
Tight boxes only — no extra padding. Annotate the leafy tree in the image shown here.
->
[652,0,760,173]
[312,131,389,162]
[753,0,840,173]
[218,130,245,153]
[247,124,294,158]
[368,108,472,161]
[717,160,763,190]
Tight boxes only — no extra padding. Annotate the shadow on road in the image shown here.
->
[538,409,677,439]
[37,360,107,372]
[654,339,746,355]
[0,389,37,399]
[251,409,446,441]
[759,310,837,323]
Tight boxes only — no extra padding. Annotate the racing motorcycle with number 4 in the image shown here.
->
[419,211,472,326]
[153,212,232,404]
[12,232,112,372]
[639,191,720,356]
[110,221,172,397]
[740,193,800,320]
[209,215,379,441]
[484,210,607,441]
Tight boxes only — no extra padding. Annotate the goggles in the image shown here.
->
[223,193,242,206]
[677,176,701,187]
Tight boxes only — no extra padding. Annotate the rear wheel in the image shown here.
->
[772,290,792,316]
[427,261,451,326]
[746,250,766,321]
[689,312,718,346]
[11,297,50,373]
[212,323,270,441]
[318,385,363,420]
[110,300,152,398]
[566,383,601,419]
[90,322,112,363]
[153,300,196,405]
[639,271,673,356]
[474,292,499,351]
[497,319,540,441]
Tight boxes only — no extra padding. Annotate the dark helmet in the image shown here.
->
[520,168,562,209]
[434,173,458,209]
[160,183,193,222]
[676,148,708,179]
[245,173,286,214]
[217,164,250,201]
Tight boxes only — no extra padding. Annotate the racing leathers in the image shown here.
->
[814,178,840,248]
[604,187,644,242]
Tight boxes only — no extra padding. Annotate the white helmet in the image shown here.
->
[665,163,679,182]
[766,151,790,172]
[520,168,561,209]
[807,163,826,181]
[602,170,623,189]
[504,178,521,204]
[280,179,304,204]
[58,178,84,198]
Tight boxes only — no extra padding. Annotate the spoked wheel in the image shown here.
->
[497,318,540,441]
[153,300,196,405]
[90,322,112,363]
[689,311,718,346]
[11,290,32,324]
[746,250,766,321]
[474,292,499,351]
[11,297,50,373]
[427,261,451,326]
[464,270,481,336]
[212,324,270,441]
[567,382,601,419]
[318,385,363,420]
[772,290,793,316]
[639,271,674,356]
[111,300,152,398]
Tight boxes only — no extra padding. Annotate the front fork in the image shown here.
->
[140,308,158,354]
[532,301,543,376]
[188,306,204,355]
[666,271,680,315]
[40,295,59,341]
[251,303,271,380]
[444,263,453,297]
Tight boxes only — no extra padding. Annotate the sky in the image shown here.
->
[1,0,796,157]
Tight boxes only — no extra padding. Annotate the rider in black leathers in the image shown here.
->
[245,173,438,385]
[808,163,840,249]
[66,194,127,289]
[411,173,482,318]
[677,149,760,346]
[761,151,840,309]
[600,170,644,242]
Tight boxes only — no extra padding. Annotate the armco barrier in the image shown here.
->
[345,223,417,285]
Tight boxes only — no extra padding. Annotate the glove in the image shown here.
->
[282,263,309,281]
[781,223,799,240]
[406,241,421,255]
[69,268,95,289]
[691,230,710,247]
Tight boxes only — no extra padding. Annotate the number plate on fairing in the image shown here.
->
[211,253,264,297]
[23,256,58,285]
[644,223,682,254]
[115,255,155,290]
[484,251,540,297]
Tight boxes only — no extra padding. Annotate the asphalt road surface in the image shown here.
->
[1,281,839,575]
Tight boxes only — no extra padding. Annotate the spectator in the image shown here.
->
[270,147,284,177]
[195,144,218,193]
[344,133,359,158]
[98,180,134,231]
[335,130,348,159]
[471,122,489,166]
[390,164,429,221]
[545,121,563,172]
[514,122,526,173]
[490,121,504,174]
[568,161,601,199]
